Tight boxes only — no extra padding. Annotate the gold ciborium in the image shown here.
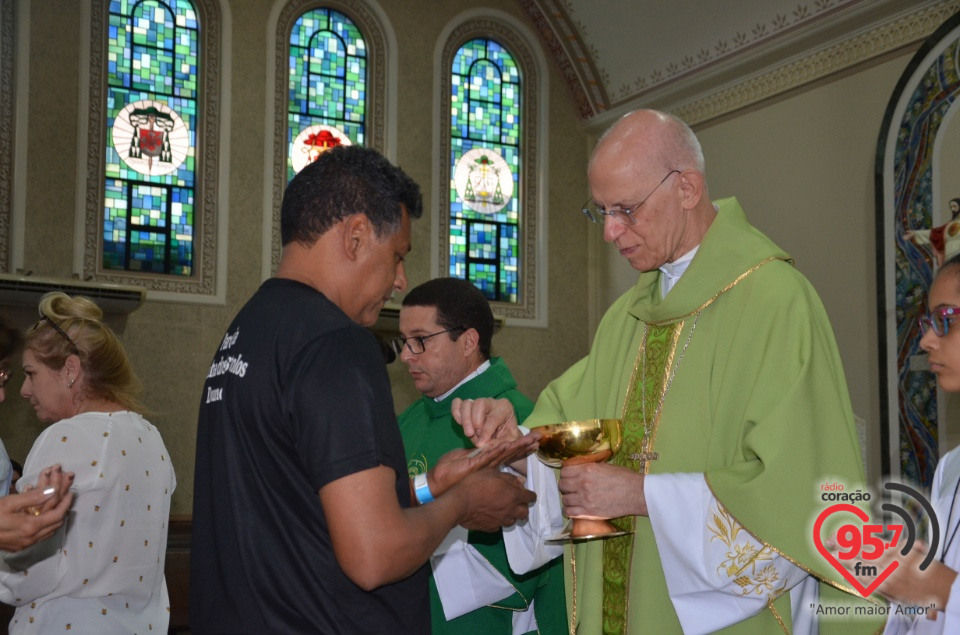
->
[536,418,631,543]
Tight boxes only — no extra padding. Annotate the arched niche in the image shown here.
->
[877,11,960,488]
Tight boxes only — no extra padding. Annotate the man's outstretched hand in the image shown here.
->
[427,434,538,498]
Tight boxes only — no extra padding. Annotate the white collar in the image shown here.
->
[659,245,699,297]
[434,359,492,402]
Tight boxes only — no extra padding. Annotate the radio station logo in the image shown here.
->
[813,482,938,598]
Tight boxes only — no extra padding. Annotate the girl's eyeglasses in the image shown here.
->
[919,307,960,337]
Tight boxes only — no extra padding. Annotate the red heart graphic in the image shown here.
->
[813,503,899,597]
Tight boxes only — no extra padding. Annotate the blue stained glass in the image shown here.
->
[449,39,522,303]
[104,0,199,276]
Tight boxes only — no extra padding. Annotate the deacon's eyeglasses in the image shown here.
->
[581,170,680,225]
[391,327,465,356]
[32,313,80,352]
[919,307,960,337]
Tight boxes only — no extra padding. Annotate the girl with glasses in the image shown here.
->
[0,317,73,555]
[847,253,960,633]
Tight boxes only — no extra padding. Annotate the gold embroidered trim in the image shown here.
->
[619,332,646,422]
[601,321,684,635]
[703,477,884,605]
[708,504,787,599]
[645,257,784,326]
[569,545,578,635]
[644,323,683,461]
[618,322,683,472]
[767,601,789,634]
[486,604,529,612]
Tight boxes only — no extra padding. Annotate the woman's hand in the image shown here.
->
[0,465,74,551]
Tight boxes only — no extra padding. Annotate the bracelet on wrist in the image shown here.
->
[414,473,434,505]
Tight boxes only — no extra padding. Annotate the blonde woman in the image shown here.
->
[0,292,175,634]
[0,316,73,551]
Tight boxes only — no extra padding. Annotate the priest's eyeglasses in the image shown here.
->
[391,327,466,356]
[581,170,680,225]
[919,307,960,337]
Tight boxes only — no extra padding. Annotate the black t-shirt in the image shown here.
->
[190,279,429,634]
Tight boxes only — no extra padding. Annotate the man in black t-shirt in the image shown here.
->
[190,146,537,634]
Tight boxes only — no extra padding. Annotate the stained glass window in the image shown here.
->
[449,39,521,303]
[288,8,366,180]
[103,0,199,276]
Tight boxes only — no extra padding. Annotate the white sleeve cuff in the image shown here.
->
[646,472,809,635]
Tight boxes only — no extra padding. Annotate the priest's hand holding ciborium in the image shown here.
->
[535,418,631,543]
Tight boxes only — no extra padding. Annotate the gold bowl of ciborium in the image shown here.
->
[535,419,630,542]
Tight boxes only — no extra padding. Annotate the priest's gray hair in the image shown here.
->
[594,109,705,176]
[658,112,705,175]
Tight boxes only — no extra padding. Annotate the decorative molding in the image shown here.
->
[876,11,960,486]
[675,0,960,127]
[517,0,604,119]
[522,0,960,127]
[82,0,223,296]
[269,0,390,275]
[0,2,14,272]
[437,16,543,323]
[610,0,864,102]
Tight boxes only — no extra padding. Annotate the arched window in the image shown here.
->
[83,0,223,298]
[439,15,546,324]
[104,0,198,276]
[449,38,520,303]
[287,7,366,181]
[266,0,393,276]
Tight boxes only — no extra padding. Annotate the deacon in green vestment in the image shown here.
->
[453,110,884,635]
[394,278,567,635]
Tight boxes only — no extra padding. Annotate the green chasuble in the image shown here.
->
[398,357,567,635]
[524,199,883,634]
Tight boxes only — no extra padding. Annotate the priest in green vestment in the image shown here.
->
[394,278,567,635]
[453,110,885,634]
